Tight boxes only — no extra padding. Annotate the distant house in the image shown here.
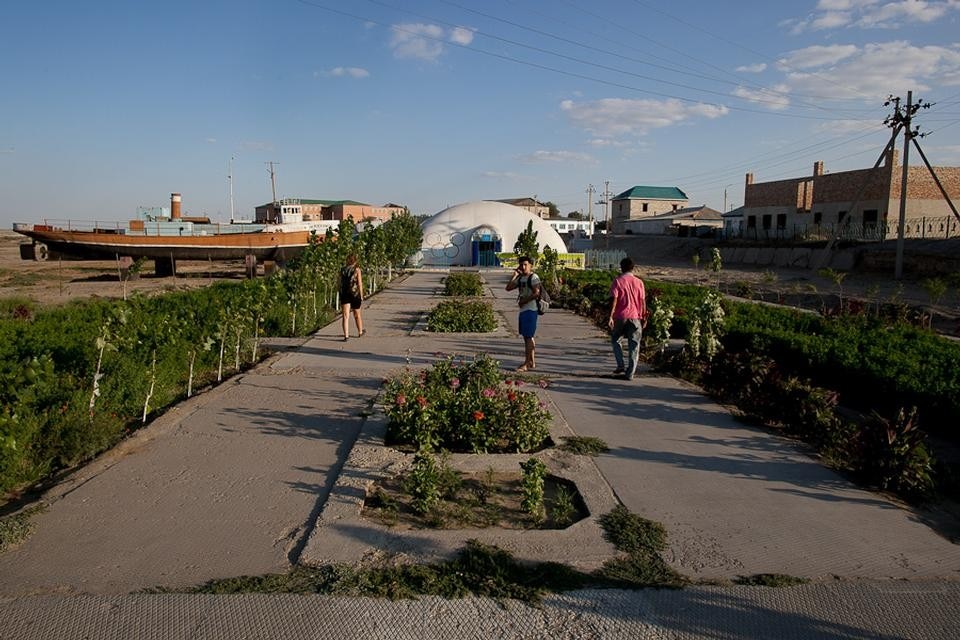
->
[740,151,960,241]
[621,205,722,236]
[611,186,689,234]
[491,197,550,219]
[722,206,745,238]
[545,217,594,236]
[254,200,406,224]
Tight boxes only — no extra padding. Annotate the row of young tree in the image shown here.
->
[0,214,423,496]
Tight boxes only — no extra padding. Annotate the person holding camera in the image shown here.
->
[505,256,541,371]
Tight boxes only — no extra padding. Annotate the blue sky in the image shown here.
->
[2,0,959,226]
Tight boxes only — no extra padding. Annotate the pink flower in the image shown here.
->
[482,387,496,398]
[538,402,547,410]
[538,379,548,389]
[416,396,428,408]
[451,378,461,389]
[473,411,485,421]
[395,394,407,407]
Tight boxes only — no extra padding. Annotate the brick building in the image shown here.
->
[740,150,960,241]
[610,186,689,234]
[492,197,550,218]
[255,199,406,224]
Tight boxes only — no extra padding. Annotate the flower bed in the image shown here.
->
[381,354,552,453]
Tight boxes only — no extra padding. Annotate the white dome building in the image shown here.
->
[419,201,567,267]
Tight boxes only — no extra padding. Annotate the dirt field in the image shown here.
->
[0,230,249,306]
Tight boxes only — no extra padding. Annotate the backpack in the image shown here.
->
[341,265,361,298]
[526,275,550,315]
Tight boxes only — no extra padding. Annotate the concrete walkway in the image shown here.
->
[2,269,959,638]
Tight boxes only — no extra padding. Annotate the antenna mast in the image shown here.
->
[265,161,279,204]
[228,156,236,223]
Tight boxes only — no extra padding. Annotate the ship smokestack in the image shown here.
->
[171,193,182,220]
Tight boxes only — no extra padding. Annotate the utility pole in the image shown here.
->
[585,184,595,238]
[603,180,612,248]
[894,91,913,280]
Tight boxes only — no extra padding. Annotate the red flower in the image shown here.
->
[473,410,485,421]
[507,391,517,402]
[417,396,428,408]
[395,394,407,406]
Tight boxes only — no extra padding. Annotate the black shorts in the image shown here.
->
[341,291,362,308]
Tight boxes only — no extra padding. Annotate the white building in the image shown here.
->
[546,217,594,237]
[419,201,567,267]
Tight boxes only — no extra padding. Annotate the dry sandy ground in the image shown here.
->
[0,230,248,306]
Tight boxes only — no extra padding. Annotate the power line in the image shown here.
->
[428,0,860,113]
[294,0,855,121]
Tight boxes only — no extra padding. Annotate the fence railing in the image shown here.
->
[584,249,627,269]
[725,216,959,242]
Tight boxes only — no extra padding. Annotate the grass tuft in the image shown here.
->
[733,573,809,587]
[0,504,45,553]
[559,436,610,456]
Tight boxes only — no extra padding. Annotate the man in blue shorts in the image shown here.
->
[505,255,541,371]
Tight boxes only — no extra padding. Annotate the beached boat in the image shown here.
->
[13,194,338,264]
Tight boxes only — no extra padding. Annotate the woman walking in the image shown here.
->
[340,254,365,340]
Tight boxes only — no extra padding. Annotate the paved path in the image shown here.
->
[2,269,959,637]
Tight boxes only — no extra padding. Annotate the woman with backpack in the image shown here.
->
[340,254,365,341]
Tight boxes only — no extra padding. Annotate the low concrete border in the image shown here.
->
[299,392,620,572]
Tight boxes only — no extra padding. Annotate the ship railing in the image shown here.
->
[37,219,127,234]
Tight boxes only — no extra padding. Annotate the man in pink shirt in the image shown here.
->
[608,257,647,380]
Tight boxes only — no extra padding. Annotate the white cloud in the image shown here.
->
[857,0,950,28]
[0,147,14,154]
[205,138,217,144]
[736,63,767,73]
[516,150,597,165]
[732,84,792,110]
[778,45,859,70]
[560,98,729,138]
[390,23,473,62]
[787,1,958,32]
[328,66,370,79]
[449,27,475,46]
[811,10,853,29]
[782,41,960,100]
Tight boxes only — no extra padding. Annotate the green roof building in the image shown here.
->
[611,185,689,234]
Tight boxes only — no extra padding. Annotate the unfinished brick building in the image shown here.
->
[738,149,960,241]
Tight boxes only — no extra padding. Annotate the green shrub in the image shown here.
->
[382,354,551,453]
[519,458,547,521]
[443,272,484,297]
[426,300,496,333]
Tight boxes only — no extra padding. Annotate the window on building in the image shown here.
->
[642,203,649,212]
[776,214,787,229]
[838,210,847,223]
[762,215,772,230]
[813,212,822,225]
[747,216,756,228]
[672,204,679,211]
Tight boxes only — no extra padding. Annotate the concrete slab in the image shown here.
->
[756,247,775,266]
[789,247,812,268]
[741,248,759,265]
